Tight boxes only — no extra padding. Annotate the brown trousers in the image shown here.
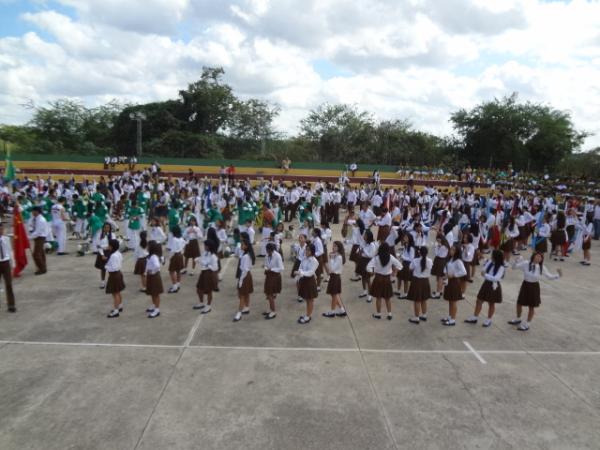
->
[33,237,47,273]
[0,261,15,307]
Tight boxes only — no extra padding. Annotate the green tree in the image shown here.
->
[451,93,587,171]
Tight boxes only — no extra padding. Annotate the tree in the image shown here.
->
[179,67,236,134]
[451,93,587,171]
[300,103,375,162]
[227,99,280,142]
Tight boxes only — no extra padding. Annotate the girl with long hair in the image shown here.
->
[465,249,505,327]
[407,246,432,324]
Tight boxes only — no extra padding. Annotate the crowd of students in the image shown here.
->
[0,166,596,332]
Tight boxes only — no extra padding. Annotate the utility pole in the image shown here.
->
[129,111,147,157]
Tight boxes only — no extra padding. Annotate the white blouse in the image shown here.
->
[168,237,186,255]
[400,246,415,262]
[105,251,123,272]
[149,227,166,243]
[265,252,284,273]
[145,255,161,275]
[513,260,560,283]
[462,243,475,263]
[313,237,324,257]
[185,226,203,240]
[238,253,253,281]
[299,256,319,278]
[134,245,149,259]
[367,255,402,275]
[196,252,218,272]
[434,244,449,258]
[361,242,378,259]
[482,261,505,283]
[444,259,467,278]
[410,257,433,278]
[327,254,343,275]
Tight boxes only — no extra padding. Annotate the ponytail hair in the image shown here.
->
[487,249,504,275]
[378,242,391,267]
[139,230,148,249]
[419,246,428,272]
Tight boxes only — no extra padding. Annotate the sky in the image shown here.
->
[1,0,600,150]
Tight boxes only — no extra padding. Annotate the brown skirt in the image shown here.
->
[535,238,548,253]
[349,244,360,263]
[316,254,326,278]
[184,239,201,259]
[477,280,502,304]
[443,278,463,301]
[168,253,184,272]
[95,253,108,270]
[146,272,164,296]
[105,271,125,294]
[517,281,541,308]
[264,271,282,295]
[134,257,147,275]
[290,259,300,277]
[431,256,447,277]
[397,260,412,282]
[298,275,318,300]
[407,277,431,302]
[326,273,341,295]
[238,273,254,295]
[197,269,218,293]
[551,229,566,246]
[370,273,394,299]
[500,238,515,253]
[582,239,591,251]
[461,260,472,281]
[518,226,530,241]
[357,256,372,278]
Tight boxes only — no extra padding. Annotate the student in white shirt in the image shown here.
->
[367,243,401,320]
[349,218,365,281]
[396,233,415,299]
[105,239,125,318]
[167,226,186,293]
[94,222,115,289]
[431,234,450,299]
[296,243,319,324]
[323,241,346,318]
[442,244,467,326]
[145,241,164,318]
[193,240,219,314]
[465,250,505,327]
[263,242,284,320]
[460,233,476,292]
[182,216,202,276]
[233,239,255,322]
[509,252,561,331]
[30,206,49,275]
[133,231,149,291]
[358,230,378,302]
[51,196,69,255]
[580,212,593,266]
[148,218,166,263]
[407,246,433,324]
[0,222,16,312]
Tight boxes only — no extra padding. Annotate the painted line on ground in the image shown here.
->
[463,341,487,364]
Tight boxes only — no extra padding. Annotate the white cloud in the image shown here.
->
[0,0,599,149]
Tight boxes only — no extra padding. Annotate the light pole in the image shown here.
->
[129,111,146,157]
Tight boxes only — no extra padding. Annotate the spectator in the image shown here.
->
[227,164,235,183]
[282,157,291,174]
[349,162,358,177]
[594,200,600,240]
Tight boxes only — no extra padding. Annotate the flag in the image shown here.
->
[12,206,30,277]
[4,147,16,182]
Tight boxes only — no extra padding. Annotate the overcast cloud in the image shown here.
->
[0,0,599,149]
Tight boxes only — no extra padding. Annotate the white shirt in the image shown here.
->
[185,226,202,241]
[367,255,401,275]
[462,243,475,263]
[145,255,161,275]
[264,252,284,273]
[299,256,319,277]
[360,241,378,259]
[513,261,560,282]
[30,214,50,239]
[482,261,505,283]
[105,251,123,272]
[238,253,253,283]
[410,257,433,278]
[149,227,166,243]
[168,237,186,255]
[444,259,467,278]
[434,244,449,258]
[134,245,149,259]
[313,237,324,257]
[327,253,343,275]
[196,252,219,271]
[0,235,12,263]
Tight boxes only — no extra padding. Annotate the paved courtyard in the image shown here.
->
[1,224,599,450]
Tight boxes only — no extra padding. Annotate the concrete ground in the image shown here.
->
[0,224,599,450]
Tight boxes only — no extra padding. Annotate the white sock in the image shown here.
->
[420,313,427,318]
[468,315,478,321]
[242,307,250,313]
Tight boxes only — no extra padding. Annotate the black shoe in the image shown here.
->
[7,306,16,313]
[442,320,456,326]
[464,318,478,324]
[387,315,393,321]
[322,311,336,318]
[372,314,382,320]
[419,315,427,322]
[34,270,46,275]
[107,310,120,318]
[336,311,347,317]
[409,317,420,324]
[57,252,69,255]
[241,309,250,315]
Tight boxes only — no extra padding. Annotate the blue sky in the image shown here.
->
[1,0,599,148]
